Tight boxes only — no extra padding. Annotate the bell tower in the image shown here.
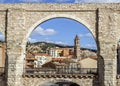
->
[74,35,81,60]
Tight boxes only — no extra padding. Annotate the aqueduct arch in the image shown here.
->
[23,17,98,86]
[26,14,95,39]
[25,15,97,55]
[0,3,119,86]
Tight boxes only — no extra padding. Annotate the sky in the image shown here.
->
[0,0,120,3]
[29,18,97,50]
[0,0,120,50]
[0,32,4,41]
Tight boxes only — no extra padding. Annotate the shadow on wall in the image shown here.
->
[96,55,104,86]
[117,43,120,74]
[41,82,57,86]
[40,81,80,86]
[92,76,99,86]
[55,81,79,86]
[69,83,79,86]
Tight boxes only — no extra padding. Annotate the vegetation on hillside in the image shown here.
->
[26,42,73,53]
[26,41,97,54]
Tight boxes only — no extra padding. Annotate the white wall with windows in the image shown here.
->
[35,56,47,67]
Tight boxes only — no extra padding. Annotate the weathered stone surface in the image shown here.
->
[23,77,99,86]
[0,3,119,86]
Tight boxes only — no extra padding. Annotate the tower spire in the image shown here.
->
[74,35,81,60]
[75,35,79,40]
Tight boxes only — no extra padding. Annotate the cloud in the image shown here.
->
[39,39,54,43]
[84,44,97,49]
[28,37,67,45]
[31,26,56,36]
[19,0,43,2]
[74,0,120,3]
[1,0,120,3]
[19,0,73,3]
[0,0,120,3]
[55,41,67,45]
[55,0,73,2]
[28,37,37,43]
[79,33,92,38]
[40,39,67,45]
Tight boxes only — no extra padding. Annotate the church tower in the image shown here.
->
[74,35,81,60]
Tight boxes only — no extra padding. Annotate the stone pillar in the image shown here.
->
[98,8,117,86]
[6,8,25,86]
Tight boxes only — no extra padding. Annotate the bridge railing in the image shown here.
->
[24,68,98,75]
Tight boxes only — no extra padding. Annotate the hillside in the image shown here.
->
[26,42,73,53]
[26,42,97,53]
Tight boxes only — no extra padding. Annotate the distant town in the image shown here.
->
[25,35,98,74]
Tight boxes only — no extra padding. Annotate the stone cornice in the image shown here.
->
[22,73,98,79]
[0,3,120,11]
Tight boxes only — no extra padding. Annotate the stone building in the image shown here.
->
[49,47,73,57]
[79,56,97,73]
[25,53,36,73]
[49,48,58,57]
[34,53,49,67]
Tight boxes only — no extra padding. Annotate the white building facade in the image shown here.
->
[35,55,47,68]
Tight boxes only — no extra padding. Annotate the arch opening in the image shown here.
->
[40,80,80,86]
[55,81,80,86]
[24,17,98,75]
[27,17,98,50]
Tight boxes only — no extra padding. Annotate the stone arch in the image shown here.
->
[3,4,119,86]
[25,14,96,44]
[24,14,97,51]
[22,15,98,86]
[39,79,81,86]
[21,14,98,67]
[23,14,98,72]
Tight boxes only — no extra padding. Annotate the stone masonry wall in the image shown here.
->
[117,78,120,86]
[23,77,99,86]
[6,9,26,86]
[0,3,119,86]
[98,8,118,86]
